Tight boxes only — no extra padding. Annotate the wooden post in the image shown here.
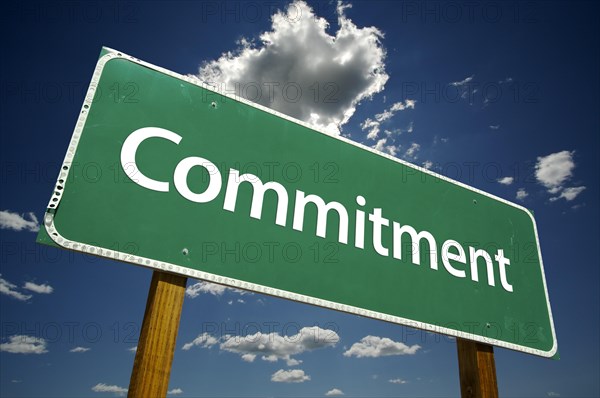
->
[128,271,187,398]
[456,338,499,398]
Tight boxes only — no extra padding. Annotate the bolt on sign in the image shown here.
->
[38,47,557,357]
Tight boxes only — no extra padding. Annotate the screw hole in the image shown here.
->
[182,248,189,256]
[473,199,477,205]
[210,101,217,109]
[62,166,68,170]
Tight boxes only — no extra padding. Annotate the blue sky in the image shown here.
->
[1,1,599,397]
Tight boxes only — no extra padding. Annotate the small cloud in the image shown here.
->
[535,150,575,193]
[363,100,415,140]
[70,347,90,353]
[0,335,48,354]
[0,210,39,232]
[91,383,127,396]
[11,380,22,383]
[325,388,345,396]
[371,137,399,157]
[404,142,420,159]
[547,392,560,397]
[271,369,310,383]
[550,186,586,202]
[0,275,32,301]
[389,378,408,384]
[497,176,514,185]
[489,125,500,130]
[343,335,420,358]
[450,75,474,87]
[516,188,528,201]
[498,77,513,84]
[185,281,251,299]
[128,346,137,353]
[23,282,54,294]
[422,160,433,170]
[181,332,219,351]
[168,388,183,395]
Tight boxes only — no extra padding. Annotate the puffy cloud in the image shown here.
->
[535,151,575,193]
[489,125,500,130]
[389,378,408,384]
[271,369,310,383]
[181,332,219,351]
[198,1,388,134]
[23,282,53,294]
[182,326,338,365]
[91,383,127,396]
[497,176,514,185]
[516,188,528,201]
[70,347,90,353]
[343,335,420,358]
[168,388,183,395]
[371,138,399,157]
[422,160,433,170]
[0,210,39,232]
[325,388,345,396]
[404,142,420,159]
[0,275,32,301]
[0,335,48,354]
[550,186,586,202]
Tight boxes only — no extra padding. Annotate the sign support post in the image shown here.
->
[457,338,499,398]
[128,271,187,398]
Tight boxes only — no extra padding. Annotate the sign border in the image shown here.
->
[41,47,557,358]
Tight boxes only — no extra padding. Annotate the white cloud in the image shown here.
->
[547,392,560,397]
[389,378,408,384]
[489,125,500,130]
[516,188,528,201]
[371,137,399,157]
[497,176,514,185]
[0,335,48,354]
[185,281,227,298]
[168,388,183,395]
[343,335,420,358]
[181,332,219,351]
[422,160,433,170]
[450,75,474,87]
[185,281,251,298]
[183,326,338,365]
[198,0,388,135]
[550,186,586,202]
[128,346,137,353]
[271,369,310,383]
[362,100,415,140]
[23,282,54,294]
[404,142,420,159]
[535,150,575,193]
[70,347,90,353]
[325,388,345,396]
[0,275,32,301]
[361,118,380,140]
[91,383,127,396]
[0,210,39,232]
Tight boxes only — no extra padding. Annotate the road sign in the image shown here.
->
[38,47,557,357]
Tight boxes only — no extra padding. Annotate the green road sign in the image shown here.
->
[38,47,557,357]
